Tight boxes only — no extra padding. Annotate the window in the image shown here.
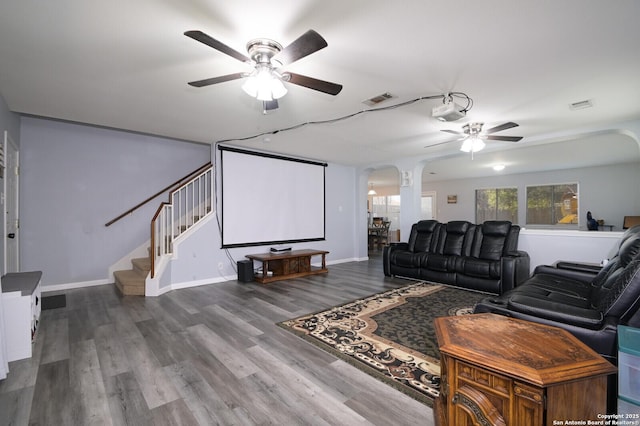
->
[526,183,578,225]
[476,188,518,223]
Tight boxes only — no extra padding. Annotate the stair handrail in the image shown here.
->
[150,164,214,278]
[150,202,171,278]
[105,162,212,227]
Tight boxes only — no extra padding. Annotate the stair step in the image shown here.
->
[131,257,151,275]
[114,269,146,296]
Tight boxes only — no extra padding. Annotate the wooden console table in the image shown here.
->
[245,249,329,284]
[434,313,616,426]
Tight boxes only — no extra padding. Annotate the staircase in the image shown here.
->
[110,163,213,297]
[114,256,150,296]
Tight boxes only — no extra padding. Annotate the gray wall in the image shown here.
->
[19,117,211,286]
[161,150,358,288]
[425,162,640,231]
[0,94,21,277]
[15,110,640,289]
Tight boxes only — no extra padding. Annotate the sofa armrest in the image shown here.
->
[554,260,602,274]
[383,243,408,276]
[500,251,530,292]
[388,242,409,251]
[533,264,595,283]
[507,294,603,328]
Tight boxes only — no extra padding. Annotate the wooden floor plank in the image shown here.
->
[69,339,113,426]
[39,317,70,365]
[1,256,434,425]
[163,360,245,426]
[0,386,34,426]
[104,371,154,426]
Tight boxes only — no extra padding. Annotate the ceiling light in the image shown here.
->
[242,66,288,101]
[367,183,377,195]
[493,164,506,171]
[460,136,485,153]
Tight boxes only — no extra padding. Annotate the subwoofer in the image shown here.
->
[237,260,254,283]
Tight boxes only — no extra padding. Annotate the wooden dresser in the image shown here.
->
[433,313,616,426]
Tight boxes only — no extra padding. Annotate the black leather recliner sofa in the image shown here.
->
[474,225,640,362]
[383,220,530,294]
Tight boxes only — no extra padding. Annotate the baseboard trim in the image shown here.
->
[41,278,111,294]
[37,257,367,296]
[155,276,228,296]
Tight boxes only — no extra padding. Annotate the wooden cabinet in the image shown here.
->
[245,249,328,284]
[434,313,616,426]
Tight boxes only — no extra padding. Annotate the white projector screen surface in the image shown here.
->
[220,147,326,248]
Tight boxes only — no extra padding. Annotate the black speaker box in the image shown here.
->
[237,260,254,283]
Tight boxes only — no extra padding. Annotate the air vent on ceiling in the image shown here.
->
[569,99,593,110]
[363,92,395,106]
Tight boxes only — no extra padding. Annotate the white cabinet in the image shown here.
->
[1,271,42,361]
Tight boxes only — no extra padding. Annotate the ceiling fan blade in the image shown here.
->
[424,139,458,149]
[485,122,519,134]
[441,129,464,135]
[484,135,523,142]
[184,30,250,63]
[272,30,328,66]
[285,72,342,95]
[263,99,279,112]
[187,72,246,87]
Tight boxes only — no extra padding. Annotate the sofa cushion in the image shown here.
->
[597,259,640,320]
[459,257,500,279]
[390,251,421,268]
[407,220,440,253]
[440,221,472,256]
[426,254,450,272]
[476,221,513,260]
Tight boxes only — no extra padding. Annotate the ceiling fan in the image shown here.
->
[184,29,343,111]
[428,122,523,153]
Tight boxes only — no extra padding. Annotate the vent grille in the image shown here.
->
[569,99,593,110]
[363,92,394,106]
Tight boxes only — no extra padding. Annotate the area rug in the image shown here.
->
[279,282,487,405]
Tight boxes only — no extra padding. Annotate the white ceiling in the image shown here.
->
[1,0,639,182]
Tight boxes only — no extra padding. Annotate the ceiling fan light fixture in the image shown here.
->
[269,77,288,99]
[242,67,288,101]
[460,136,485,153]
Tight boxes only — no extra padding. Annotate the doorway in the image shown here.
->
[421,191,436,220]
[4,131,19,273]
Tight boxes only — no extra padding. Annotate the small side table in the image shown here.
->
[434,313,616,426]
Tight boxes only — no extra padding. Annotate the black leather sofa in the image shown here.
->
[383,220,530,294]
[474,225,640,362]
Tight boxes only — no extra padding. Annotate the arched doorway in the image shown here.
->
[367,167,400,253]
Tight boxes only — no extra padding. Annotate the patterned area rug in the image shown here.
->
[279,282,486,405]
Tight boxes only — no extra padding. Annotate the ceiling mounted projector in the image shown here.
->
[432,102,466,122]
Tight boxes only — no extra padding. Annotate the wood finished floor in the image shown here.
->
[0,253,434,426]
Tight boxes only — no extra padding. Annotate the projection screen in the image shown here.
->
[219,146,326,248]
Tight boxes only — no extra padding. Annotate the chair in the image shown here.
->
[371,221,391,249]
[623,216,640,230]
